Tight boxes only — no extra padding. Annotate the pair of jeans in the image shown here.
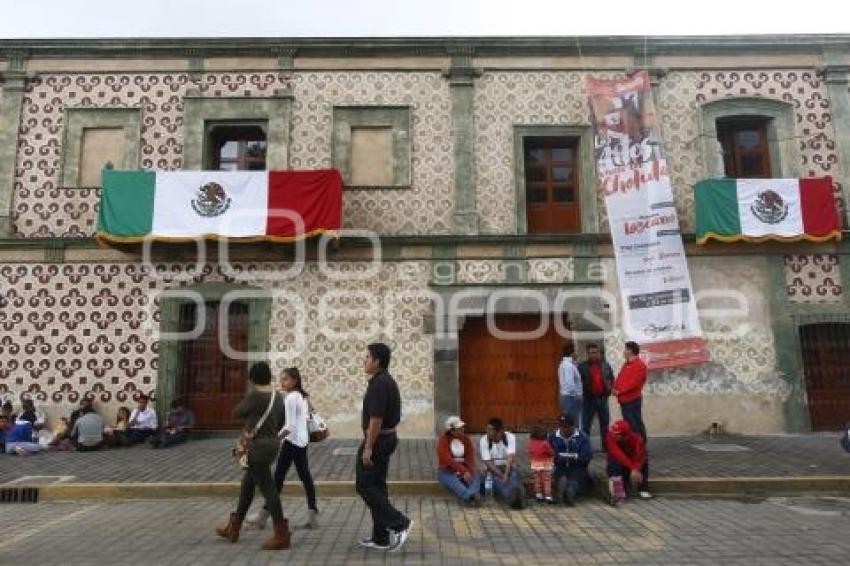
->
[490,466,521,502]
[560,395,583,428]
[125,428,155,445]
[235,460,284,523]
[269,441,318,511]
[553,467,589,500]
[437,468,481,502]
[355,433,409,545]
[151,430,188,448]
[582,396,610,449]
[606,460,649,492]
[619,398,647,443]
[5,442,44,454]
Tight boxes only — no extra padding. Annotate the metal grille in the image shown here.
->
[178,301,249,430]
[799,323,850,431]
[0,487,39,504]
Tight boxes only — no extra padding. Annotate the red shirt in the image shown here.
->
[606,428,647,471]
[527,437,555,462]
[589,363,605,397]
[613,357,647,404]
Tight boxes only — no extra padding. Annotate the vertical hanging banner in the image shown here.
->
[586,71,709,369]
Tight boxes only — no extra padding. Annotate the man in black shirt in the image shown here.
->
[356,343,412,552]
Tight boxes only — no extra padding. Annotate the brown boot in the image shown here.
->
[216,513,244,543]
[262,518,291,550]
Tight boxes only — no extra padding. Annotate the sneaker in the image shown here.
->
[638,490,653,500]
[358,538,391,550]
[535,494,544,503]
[545,496,555,504]
[389,520,413,553]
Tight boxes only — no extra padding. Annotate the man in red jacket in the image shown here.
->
[605,419,650,500]
[436,416,482,506]
[612,341,648,444]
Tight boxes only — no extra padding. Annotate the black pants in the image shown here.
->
[235,461,284,523]
[267,441,318,511]
[355,433,409,545]
[620,398,647,443]
[151,430,188,448]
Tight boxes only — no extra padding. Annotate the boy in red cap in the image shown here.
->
[605,419,651,502]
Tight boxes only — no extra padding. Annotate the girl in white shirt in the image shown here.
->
[246,367,319,530]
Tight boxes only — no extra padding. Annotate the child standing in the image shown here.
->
[527,425,555,503]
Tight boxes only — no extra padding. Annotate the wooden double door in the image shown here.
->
[799,323,850,431]
[178,301,249,429]
[459,314,570,432]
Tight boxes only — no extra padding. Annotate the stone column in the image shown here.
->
[445,46,481,235]
[0,51,28,237]
[822,53,850,227]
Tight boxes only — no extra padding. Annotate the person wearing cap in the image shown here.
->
[436,416,481,506]
[605,419,651,501]
[548,413,592,505]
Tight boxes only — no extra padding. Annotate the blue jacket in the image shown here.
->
[548,429,592,472]
[6,421,34,443]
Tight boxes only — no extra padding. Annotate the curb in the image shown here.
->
[23,476,850,501]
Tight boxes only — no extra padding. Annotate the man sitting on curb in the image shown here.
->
[151,398,195,449]
[436,416,482,506]
[479,417,525,509]
[126,394,158,445]
[605,419,651,503]
[549,413,592,505]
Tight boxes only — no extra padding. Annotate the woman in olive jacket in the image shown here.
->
[216,361,290,550]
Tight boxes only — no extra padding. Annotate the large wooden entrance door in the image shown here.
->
[799,323,850,431]
[178,301,249,429]
[459,314,569,432]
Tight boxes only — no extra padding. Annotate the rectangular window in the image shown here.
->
[206,122,267,171]
[523,137,581,234]
[79,127,125,186]
[717,118,772,178]
[350,126,393,186]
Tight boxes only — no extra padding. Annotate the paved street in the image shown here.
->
[2,434,847,485]
[3,496,850,565]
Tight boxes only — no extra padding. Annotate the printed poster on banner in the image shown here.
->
[585,71,709,369]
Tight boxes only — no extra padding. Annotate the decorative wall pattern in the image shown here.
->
[455,259,507,284]
[472,71,614,234]
[290,72,454,234]
[527,258,574,284]
[658,70,840,232]
[0,260,433,433]
[13,71,453,237]
[785,253,843,303]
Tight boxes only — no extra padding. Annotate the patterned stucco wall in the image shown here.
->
[0,260,434,436]
[472,69,840,235]
[12,71,454,238]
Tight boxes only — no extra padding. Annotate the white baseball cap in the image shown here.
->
[444,416,465,430]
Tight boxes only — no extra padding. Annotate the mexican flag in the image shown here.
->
[96,169,343,244]
[695,177,841,244]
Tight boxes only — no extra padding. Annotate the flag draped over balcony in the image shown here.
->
[96,169,343,244]
[695,177,841,244]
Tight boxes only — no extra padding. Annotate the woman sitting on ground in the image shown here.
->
[104,406,131,447]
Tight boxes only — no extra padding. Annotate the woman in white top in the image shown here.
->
[246,367,318,530]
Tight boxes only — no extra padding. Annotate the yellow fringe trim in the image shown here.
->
[696,230,842,245]
[95,229,340,246]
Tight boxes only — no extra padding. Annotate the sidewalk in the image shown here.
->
[2,434,848,497]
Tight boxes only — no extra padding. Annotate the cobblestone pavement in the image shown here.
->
[2,496,850,565]
[1,434,847,485]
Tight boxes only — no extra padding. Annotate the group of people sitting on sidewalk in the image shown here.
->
[0,394,195,455]
[437,413,649,507]
[437,340,652,507]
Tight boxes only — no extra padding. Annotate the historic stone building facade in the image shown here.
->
[1,36,849,438]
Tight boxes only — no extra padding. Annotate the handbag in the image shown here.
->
[233,391,277,468]
[307,400,330,443]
